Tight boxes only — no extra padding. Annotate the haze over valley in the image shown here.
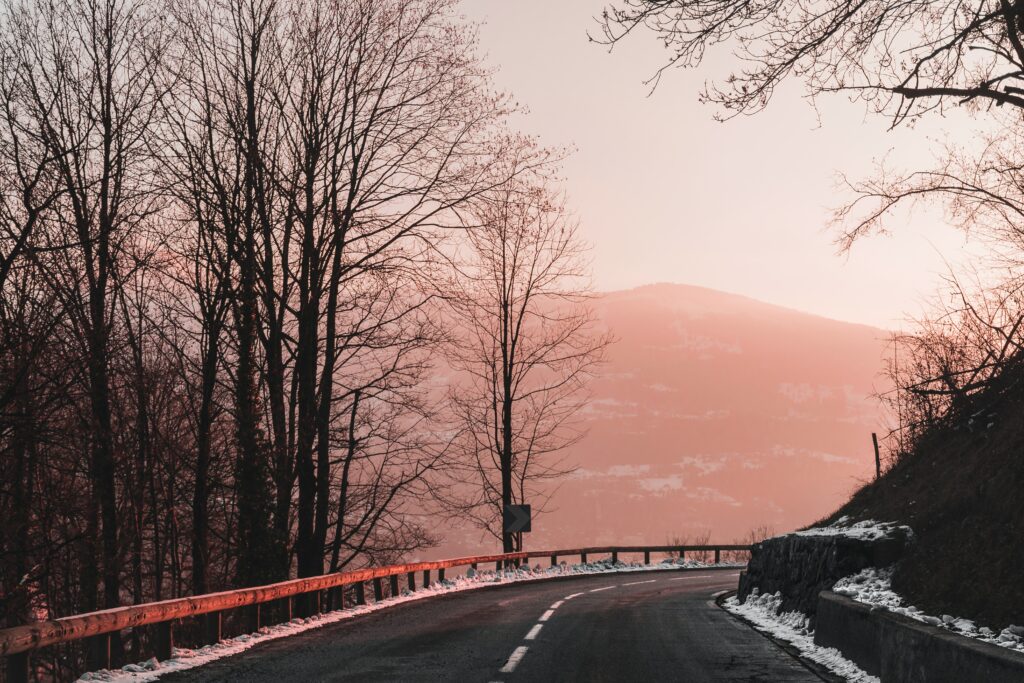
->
[437,282,890,556]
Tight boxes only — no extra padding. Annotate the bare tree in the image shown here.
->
[598,0,1024,122]
[876,270,1024,459]
[167,0,281,588]
[0,9,64,635]
[2,0,168,666]
[447,172,610,552]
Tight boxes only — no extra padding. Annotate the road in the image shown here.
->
[162,569,821,682]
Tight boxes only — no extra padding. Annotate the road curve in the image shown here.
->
[161,569,820,682]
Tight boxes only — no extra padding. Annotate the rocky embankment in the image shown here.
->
[738,518,911,622]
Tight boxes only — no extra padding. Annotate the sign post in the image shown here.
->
[503,504,531,561]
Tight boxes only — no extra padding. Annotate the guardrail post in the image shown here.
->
[407,571,416,592]
[155,620,173,661]
[422,569,431,588]
[390,574,400,596]
[714,548,721,564]
[355,582,366,606]
[203,611,222,644]
[678,548,685,561]
[287,595,294,622]
[471,562,478,571]
[581,552,587,564]
[328,586,341,610]
[438,568,446,583]
[644,550,650,565]
[611,551,618,564]
[550,554,557,567]
[373,578,384,602]
[86,633,112,671]
[7,651,28,683]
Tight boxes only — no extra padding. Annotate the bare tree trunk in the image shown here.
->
[192,328,219,595]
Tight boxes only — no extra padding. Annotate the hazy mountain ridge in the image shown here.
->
[528,283,888,548]
[436,282,890,556]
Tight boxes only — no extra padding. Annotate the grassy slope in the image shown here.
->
[818,375,1024,629]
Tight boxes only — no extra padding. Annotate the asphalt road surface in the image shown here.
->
[162,568,822,682]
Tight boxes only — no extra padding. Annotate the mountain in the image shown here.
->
[444,282,892,557]
[434,283,891,555]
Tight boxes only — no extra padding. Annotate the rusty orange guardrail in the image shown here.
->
[1,544,749,682]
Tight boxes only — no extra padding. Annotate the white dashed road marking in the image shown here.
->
[500,646,529,673]
[493,581,640,677]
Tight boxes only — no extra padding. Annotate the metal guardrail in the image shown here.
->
[0,544,750,682]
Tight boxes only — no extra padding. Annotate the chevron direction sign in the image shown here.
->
[503,504,531,534]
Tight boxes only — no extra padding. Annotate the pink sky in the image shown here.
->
[461,0,987,329]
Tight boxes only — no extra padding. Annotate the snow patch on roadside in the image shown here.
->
[791,516,911,542]
[833,567,1024,654]
[723,590,878,682]
[79,558,743,682]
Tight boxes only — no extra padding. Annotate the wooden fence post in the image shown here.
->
[611,551,618,564]
[438,568,446,583]
[408,571,416,592]
[355,582,366,606]
[550,554,558,567]
[390,574,400,597]
[644,550,650,565]
[581,552,587,564]
[422,570,430,588]
[714,548,721,564]
[872,432,881,480]
[373,578,383,602]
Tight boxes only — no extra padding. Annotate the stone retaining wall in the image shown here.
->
[815,591,1024,683]
[737,532,908,621]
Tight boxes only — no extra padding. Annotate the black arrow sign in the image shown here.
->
[503,504,531,534]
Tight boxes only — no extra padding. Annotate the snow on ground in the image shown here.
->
[791,515,912,541]
[833,567,1024,654]
[723,590,879,683]
[79,557,743,682]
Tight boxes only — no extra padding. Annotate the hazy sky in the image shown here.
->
[460,0,986,329]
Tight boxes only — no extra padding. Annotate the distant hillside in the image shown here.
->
[438,283,892,554]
